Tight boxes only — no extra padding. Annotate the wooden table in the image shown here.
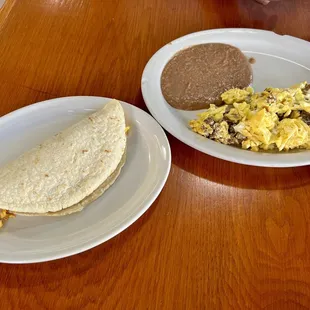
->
[1,0,310,309]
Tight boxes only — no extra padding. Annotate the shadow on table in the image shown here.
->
[0,198,159,288]
[169,135,310,191]
[203,0,279,31]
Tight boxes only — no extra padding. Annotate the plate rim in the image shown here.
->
[0,96,171,264]
[141,28,310,168]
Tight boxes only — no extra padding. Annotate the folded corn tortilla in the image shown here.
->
[0,99,126,216]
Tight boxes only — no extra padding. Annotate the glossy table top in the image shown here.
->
[1,0,310,309]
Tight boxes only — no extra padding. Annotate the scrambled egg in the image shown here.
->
[0,210,14,229]
[190,82,310,152]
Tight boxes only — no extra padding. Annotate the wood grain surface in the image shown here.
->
[1,0,310,309]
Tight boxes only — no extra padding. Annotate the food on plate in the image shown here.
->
[249,57,256,64]
[0,100,127,226]
[0,210,14,228]
[189,82,310,152]
[161,43,253,110]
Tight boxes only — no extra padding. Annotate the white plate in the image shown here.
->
[0,97,171,263]
[142,28,310,167]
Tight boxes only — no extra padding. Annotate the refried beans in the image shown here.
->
[161,43,253,110]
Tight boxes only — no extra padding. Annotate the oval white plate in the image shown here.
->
[0,97,171,263]
[142,28,310,167]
